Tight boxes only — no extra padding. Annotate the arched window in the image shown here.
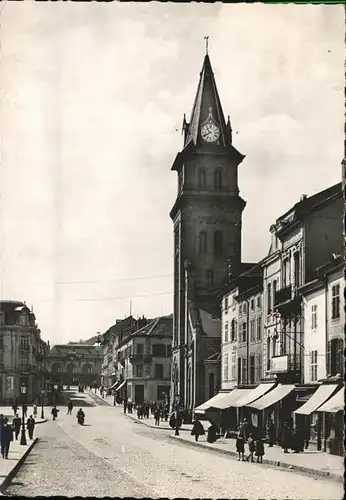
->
[67,363,76,374]
[206,269,214,286]
[83,363,93,374]
[214,169,223,191]
[198,168,207,191]
[199,231,207,254]
[209,372,215,399]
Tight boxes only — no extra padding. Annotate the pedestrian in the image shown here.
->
[246,433,256,462]
[169,413,176,429]
[33,403,38,419]
[240,418,250,441]
[12,414,21,440]
[267,418,276,447]
[163,406,169,422]
[26,416,35,440]
[154,408,160,426]
[191,418,205,442]
[123,400,127,414]
[67,400,73,415]
[12,403,18,415]
[236,429,245,460]
[207,421,218,444]
[51,406,59,421]
[23,404,28,418]
[281,421,291,453]
[255,436,265,463]
[1,418,13,459]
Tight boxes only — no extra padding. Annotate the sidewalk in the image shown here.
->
[169,432,344,482]
[0,407,47,425]
[0,436,38,494]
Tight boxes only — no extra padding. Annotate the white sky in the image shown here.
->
[0,3,344,345]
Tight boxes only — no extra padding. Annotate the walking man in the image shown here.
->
[1,418,13,459]
[67,400,73,415]
[12,414,21,440]
[154,408,160,426]
[26,415,36,440]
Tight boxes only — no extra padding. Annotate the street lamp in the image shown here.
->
[20,383,27,446]
[41,389,45,419]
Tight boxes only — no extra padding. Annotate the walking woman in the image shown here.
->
[236,429,245,461]
[191,418,205,442]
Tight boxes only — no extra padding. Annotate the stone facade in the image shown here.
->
[0,301,48,405]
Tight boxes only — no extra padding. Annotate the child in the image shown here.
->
[236,430,245,461]
[246,433,255,462]
[255,435,265,463]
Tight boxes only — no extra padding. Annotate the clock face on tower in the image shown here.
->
[201,122,220,143]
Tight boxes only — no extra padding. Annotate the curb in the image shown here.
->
[125,413,191,432]
[35,419,48,425]
[168,436,343,483]
[0,437,39,494]
[87,391,113,407]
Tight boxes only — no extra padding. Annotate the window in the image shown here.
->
[135,364,143,377]
[20,314,28,326]
[166,345,172,358]
[327,338,344,376]
[198,168,207,190]
[231,352,236,380]
[224,322,229,342]
[214,231,223,255]
[273,280,277,307]
[154,364,164,378]
[331,284,340,319]
[0,336,3,349]
[224,296,228,311]
[311,304,318,330]
[250,319,255,342]
[283,258,290,287]
[152,344,165,357]
[230,319,237,341]
[266,337,271,370]
[199,231,207,253]
[214,169,223,191]
[6,376,14,392]
[267,283,272,314]
[237,357,241,384]
[256,355,262,382]
[19,336,29,351]
[20,356,29,371]
[257,296,261,309]
[223,354,229,381]
[256,317,262,340]
[136,343,144,355]
[206,269,214,286]
[0,352,4,369]
[310,350,318,382]
[294,252,300,288]
[250,356,255,384]
[250,299,254,311]
[243,303,247,314]
[240,322,247,342]
[241,357,247,384]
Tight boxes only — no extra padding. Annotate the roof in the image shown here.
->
[275,183,342,235]
[204,351,221,362]
[198,309,220,337]
[129,314,173,339]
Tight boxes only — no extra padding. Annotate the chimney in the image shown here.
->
[300,194,307,202]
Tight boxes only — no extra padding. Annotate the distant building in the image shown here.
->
[0,301,48,404]
[116,315,173,404]
[46,343,103,387]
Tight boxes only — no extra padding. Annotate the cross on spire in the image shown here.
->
[204,36,209,55]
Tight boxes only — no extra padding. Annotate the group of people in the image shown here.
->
[0,408,37,460]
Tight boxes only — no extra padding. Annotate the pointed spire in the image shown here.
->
[184,49,230,148]
[227,115,233,144]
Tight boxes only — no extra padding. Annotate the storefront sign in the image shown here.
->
[270,355,288,373]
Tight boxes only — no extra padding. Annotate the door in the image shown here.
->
[135,385,144,405]
[157,385,169,403]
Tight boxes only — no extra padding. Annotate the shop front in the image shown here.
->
[316,387,344,456]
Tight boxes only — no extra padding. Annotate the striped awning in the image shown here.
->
[317,387,344,413]
[232,383,276,408]
[294,384,338,415]
[110,381,119,390]
[115,380,126,392]
[246,384,295,410]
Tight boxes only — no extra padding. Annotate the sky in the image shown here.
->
[0,2,344,346]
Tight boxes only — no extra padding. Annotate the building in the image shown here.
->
[46,343,103,388]
[0,300,49,405]
[264,183,343,385]
[116,315,173,404]
[170,51,247,413]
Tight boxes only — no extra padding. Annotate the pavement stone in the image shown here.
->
[169,431,344,482]
[0,435,39,494]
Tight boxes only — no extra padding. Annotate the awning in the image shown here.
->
[110,381,119,390]
[195,392,231,413]
[246,384,295,410]
[232,383,276,408]
[294,384,338,415]
[115,380,126,392]
[317,387,344,413]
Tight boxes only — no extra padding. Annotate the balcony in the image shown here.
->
[129,354,152,364]
[269,354,301,374]
[274,285,301,317]
[274,285,292,307]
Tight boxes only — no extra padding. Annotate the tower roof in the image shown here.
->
[184,54,231,148]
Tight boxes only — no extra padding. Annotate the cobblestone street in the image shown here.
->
[5,398,344,499]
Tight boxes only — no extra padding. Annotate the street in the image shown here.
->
[6,397,343,499]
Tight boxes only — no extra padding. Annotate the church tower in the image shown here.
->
[170,48,246,409]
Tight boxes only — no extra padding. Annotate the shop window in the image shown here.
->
[331,284,340,319]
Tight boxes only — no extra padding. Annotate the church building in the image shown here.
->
[170,49,247,415]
